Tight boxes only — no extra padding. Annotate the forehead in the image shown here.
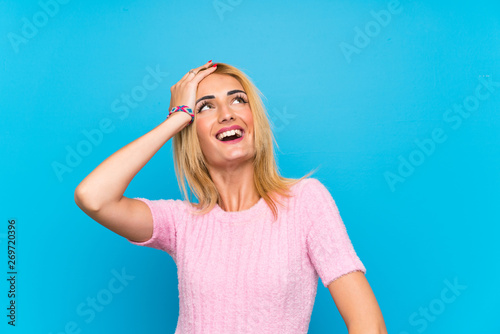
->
[196,74,244,97]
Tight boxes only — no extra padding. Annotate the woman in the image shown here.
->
[74,61,387,333]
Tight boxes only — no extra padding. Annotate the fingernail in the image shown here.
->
[212,64,217,67]
[208,60,212,63]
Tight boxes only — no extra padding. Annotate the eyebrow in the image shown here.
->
[195,90,247,105]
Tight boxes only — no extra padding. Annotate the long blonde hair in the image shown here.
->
[172,63,316,222]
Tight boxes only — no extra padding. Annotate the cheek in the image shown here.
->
[195,120,207,137]
[241,108,254,126]
[196,124,214,147]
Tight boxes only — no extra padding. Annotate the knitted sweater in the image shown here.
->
[128,177,366,333]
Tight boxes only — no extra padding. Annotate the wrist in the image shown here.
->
[168,105,194,125]
[166,110,193,131]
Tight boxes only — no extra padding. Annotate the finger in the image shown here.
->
[180,61,213,80]
[193,60,214,73]
[189,64,217,84]
[180,69,194,81]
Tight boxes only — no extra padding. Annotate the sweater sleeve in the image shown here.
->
[126,197,182,261]
[302,178,366,288]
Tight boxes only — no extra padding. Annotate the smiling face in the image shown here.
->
[195,74,256,170]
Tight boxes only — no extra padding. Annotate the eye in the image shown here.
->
[233,94,248,105]
[197,101,212,113]
[197,94,247,113]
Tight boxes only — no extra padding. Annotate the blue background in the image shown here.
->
[1,0,499,333]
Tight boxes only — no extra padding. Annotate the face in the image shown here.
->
[195,74,255,169]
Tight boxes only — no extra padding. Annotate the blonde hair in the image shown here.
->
[172,63,316,222]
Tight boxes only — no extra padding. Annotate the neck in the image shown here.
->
[208,161,260,212]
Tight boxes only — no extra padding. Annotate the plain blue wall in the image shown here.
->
[1,0,499,333]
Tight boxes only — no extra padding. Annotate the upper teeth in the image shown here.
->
[217,129,241,140]
[217,129,242,140]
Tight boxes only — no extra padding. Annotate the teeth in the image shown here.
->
[217,129,242,140]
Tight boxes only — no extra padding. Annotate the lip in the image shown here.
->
[219,135,244,144]
[215,125,244,138]
[215,125,245,144]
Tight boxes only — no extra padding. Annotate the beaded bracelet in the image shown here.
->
[168,105,194,124]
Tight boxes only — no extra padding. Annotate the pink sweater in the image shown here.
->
[128,177,366,333]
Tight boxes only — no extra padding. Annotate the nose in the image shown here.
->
[217,103,235,123]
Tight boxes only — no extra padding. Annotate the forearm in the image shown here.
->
[346,309,388,334]
[348,322,388,334]
[75,112,189,210]
[349,328,387,334]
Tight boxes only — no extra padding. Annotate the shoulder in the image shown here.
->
[283,177,333,211]
[289,177,339,217]
[290,177,329,197]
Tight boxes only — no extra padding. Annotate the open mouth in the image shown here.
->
[216,129,244,142]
